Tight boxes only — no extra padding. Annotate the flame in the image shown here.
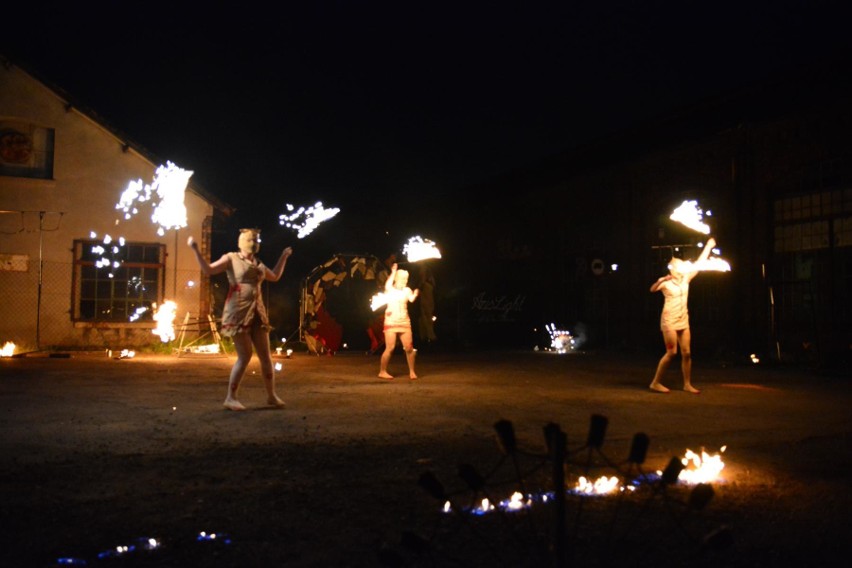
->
[403,236,442,262]
[370,292,389,311]
[678,446,726,484]
[1,341,15,357]
[574,475,621,495]
[279,202,340,239]
[670,200,711,234]
[151,300,177,342]
[188,344,220,354]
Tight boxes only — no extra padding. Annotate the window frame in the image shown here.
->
[71,239,166,325]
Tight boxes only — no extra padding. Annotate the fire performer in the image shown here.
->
[187,229,293,410]
[649,237,716,394]
[378,263,420,380]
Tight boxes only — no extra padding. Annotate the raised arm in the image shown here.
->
[385,263,398,292]
[187,236,230,276]
[697,237,716,264]
[264,246,293,282]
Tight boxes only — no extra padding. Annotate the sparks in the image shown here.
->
[546,323,575,353]
[115,161,192,235]
[278,201,340,239]
[403,236,442,262]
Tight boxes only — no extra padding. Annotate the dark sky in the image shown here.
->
[3,1,849,261]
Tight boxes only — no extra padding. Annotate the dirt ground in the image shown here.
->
[1,347,850,567]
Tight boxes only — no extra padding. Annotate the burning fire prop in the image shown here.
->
[431,417,726,519]
[440,444,726,515]
[670,199,711,234]
[667,200,732,272]
[1,341,15,357]
[403,236,442,262]
[151,300,177,343]
[278,202,340,239]
[55,531,231,566]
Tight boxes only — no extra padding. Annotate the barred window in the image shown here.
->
[72,240,165,322]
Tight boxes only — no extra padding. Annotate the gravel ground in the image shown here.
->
[1,348,850,567]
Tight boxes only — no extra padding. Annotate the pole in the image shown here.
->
[36,211,45,349]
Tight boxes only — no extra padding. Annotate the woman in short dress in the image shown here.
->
[649,237,716,394]
[188,228,292,410]
[378,263,419,380]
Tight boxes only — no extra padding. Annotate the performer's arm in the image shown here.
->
[187,236,229,276]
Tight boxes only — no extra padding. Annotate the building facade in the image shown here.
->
[1,56,231,352]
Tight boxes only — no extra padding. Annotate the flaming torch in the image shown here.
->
[403,236,442,263]
[670,199,711,234]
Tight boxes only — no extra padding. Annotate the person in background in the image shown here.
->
[416,263,437,344]
[188,229,293,410]
[378,263,419,380]
[649,237,716,394]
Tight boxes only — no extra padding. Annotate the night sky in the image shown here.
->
[3,1,849,266]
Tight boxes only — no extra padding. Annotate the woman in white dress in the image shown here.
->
[378,263,419,380]
[188,229,293,410]
[649,237,716,394]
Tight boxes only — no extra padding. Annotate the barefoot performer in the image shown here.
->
[377,263,419,380]
[649,237,716,394]
[188,229,293,410]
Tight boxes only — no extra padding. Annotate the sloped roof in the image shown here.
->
[1,54,234,216]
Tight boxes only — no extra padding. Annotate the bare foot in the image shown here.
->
[684,385,701,394]
[409,374,418,380]
[224,398,247,411]
[378,372,394,380]
[649,383,670,393]
[267,395,286,407]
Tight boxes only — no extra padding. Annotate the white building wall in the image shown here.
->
[1,60,216,351]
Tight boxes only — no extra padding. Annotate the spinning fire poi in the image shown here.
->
[649,199,732,394]
[278,201,340,239]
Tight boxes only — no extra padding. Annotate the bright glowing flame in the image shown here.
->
[750,353,760,364]
[1,342,15,357]
[678,446,726,484]
[370,292,389,311]
[403,236,442,262]
[188,343,220,354]
[670,200,711,234]
[279,202,340,239]
[574,475,621,495]
[501,491,532,511]
[152,300,177,342]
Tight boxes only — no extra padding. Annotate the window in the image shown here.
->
[72,240,165,322]
[0,120,55,179]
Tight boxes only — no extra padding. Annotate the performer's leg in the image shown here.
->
[252,326,285,407]
[400,329,417,379]
[378,330,396,379]
[225,332,252,410]
[650,329,678,393]
[678,328,700,393]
